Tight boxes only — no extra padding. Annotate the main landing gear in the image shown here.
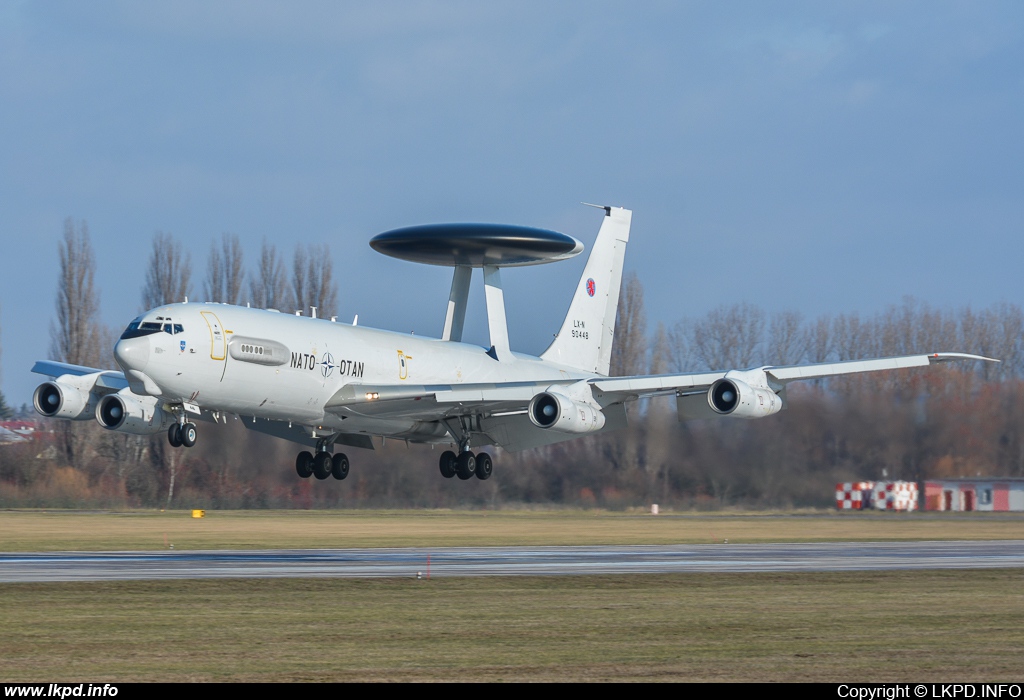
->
[167,422,197,448]
[295,449,349,481]
[439,449,492,481]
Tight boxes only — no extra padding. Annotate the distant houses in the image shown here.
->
[0,420,40,445]
[923,478,1024,512]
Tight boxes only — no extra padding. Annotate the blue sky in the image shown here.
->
[2,1,1023,404]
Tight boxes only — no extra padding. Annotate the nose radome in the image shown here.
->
[114,336,151,373]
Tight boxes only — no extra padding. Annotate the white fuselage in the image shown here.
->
[114,302,592,440]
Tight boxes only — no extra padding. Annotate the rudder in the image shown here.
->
[541,206,631,376]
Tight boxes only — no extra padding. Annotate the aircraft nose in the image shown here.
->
[114,336,150,373]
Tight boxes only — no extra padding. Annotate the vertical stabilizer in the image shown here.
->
[541,206,631,376]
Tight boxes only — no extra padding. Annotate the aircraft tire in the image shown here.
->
[168,424,182,448]
[296,451,314,479]
[474,452,493,480]
[331,453,350,480]
[439,451,457,479]
[456,452,476,480]
[313,452,332,480]
[181,423,197,448]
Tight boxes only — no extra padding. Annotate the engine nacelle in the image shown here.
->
[708,378,784,419]
[95,392,173,435]
[33,381,96,421]
[528,390,606,434]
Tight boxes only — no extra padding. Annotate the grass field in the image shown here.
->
[2,509,1022,681]
[2,570,1023,681]
[1,508,1023,551]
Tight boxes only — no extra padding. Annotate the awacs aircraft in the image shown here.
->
[32,206,994,482]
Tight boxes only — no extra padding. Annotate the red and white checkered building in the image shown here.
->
[836,481,918,511]
[872,481,919,511]
[836,482,874,509]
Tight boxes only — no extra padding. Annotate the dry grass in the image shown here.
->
[1,570,1022,681]
[0,508,1021,552]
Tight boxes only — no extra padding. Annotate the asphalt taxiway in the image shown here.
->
[1,540,1022,582]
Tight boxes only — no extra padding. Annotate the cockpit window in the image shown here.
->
[120,320,165,340]
[174,324,184,334]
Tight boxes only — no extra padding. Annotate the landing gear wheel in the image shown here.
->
[474,452,493,480]
[456,451,476,480]
[295,451,313,479]
[313,452,332,480]
[331,453,350,480]
[439,451,457,479]
[180,423,197,448]
[168,423,182,448]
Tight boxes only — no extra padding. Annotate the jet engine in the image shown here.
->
[528,390,606,434]
[707,378,784,419]
[95,392,173,435]
[33,381,96,421]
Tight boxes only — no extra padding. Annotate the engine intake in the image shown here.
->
[33,382,95,420]
[528,390,606,434]
[95,393,172,435]
[708,378,783,419]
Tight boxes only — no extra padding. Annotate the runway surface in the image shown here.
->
[1,540,1023,582]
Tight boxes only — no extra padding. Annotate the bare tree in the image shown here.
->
[768,310,804,366]
[205,233,244,305]
[667,318,698,372]
[609,272,648,377]
[688,303,765,369]
[291,245,308,315]
[986,303,1024,380]
[292,243,338,318]
[140,232,193,506]
[50,219,104,368]
[602,272,649,476]
[0,303,11,419]
[142,232,192,309]
[803,315,831,364]
[48,219,107,468]
[250,240,291,310]
[832,312,874,361]
[649,322,671,375]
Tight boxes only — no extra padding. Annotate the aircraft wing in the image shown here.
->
[31,361,130,393]
[590,352,997,400]
[326,352,996,422]
[325,381,551,420]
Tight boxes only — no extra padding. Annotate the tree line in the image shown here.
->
[0,220,1020,509]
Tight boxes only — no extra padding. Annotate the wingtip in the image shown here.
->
[928,352,1000,364]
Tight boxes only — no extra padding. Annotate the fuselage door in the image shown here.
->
[201,311,227,361]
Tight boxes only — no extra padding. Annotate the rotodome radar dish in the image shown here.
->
[369,223,584,267]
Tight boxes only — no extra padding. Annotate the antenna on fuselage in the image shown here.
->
[311,306,318,319]
[352,315,358,326]
[367,222,584,361]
